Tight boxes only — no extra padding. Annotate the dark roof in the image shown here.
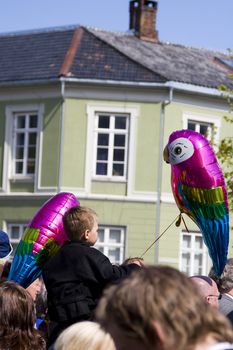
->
[0,29,74,82]
[88,28,233,89]
[0,25,232,89]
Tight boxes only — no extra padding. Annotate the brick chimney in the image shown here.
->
[129,0,158,42]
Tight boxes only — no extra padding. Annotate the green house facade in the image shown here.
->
[0,0,232,275]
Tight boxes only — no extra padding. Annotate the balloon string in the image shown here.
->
[181,215,190,233]
[140,214,181,258]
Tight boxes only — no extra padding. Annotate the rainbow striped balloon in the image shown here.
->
[8,192,79,287]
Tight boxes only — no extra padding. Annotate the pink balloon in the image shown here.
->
[167,130,228,212]
[8,192,79,287]
[164,130,229,276]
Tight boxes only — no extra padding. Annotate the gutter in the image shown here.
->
[154,87,173,264]
[0,77,229,98]
[58,80,65,192]
[60,77,230,98]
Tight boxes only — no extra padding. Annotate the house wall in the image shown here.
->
[0,88,232,268]
[39,99,62,189]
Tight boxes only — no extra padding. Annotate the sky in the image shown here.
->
[0,0,232,53]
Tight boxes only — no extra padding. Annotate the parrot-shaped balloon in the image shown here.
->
[163,129,229,276]
[8,192,79,288]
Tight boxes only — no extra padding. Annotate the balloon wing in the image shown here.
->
[8,192,79,287]
[164,130,229,276]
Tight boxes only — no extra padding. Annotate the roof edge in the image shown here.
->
[0,77,231,99]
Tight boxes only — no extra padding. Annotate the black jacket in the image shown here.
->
[42,241,139,323]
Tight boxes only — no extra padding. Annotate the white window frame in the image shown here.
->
[3,104,43,192]
[12,112,38,177]
[86,105,139,195]
[179,230,209,276]
[93,113,129,180]
[183,113,221,145]
[95,225,126,264]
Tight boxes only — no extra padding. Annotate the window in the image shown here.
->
[183,113,221,146]
[4,104,43,190]
[187,120,213,140]
[94,113,129,179]
[95,226,125,264]
[180,231,208,276]
[7,223,27,254]
[12,112,38,176]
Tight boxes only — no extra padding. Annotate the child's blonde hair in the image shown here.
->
[63,206,97,241]
[54,321,115,350]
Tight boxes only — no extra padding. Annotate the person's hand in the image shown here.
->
[123,257,144,267]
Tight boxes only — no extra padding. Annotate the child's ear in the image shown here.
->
[84,230,90,240]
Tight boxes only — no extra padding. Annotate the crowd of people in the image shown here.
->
[0,206,233,350]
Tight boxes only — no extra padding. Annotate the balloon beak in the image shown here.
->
[163,145,170,163]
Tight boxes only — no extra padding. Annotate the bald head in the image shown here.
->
[190,275,220,308]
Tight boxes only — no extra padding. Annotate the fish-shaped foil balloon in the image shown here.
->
[163,130,229,276]
[8,192,79,287]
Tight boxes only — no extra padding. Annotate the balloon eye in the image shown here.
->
[174,146,182,155]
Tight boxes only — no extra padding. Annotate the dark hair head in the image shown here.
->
[63,206,97,241]
[0,281,46,349]
[96,265,233,350]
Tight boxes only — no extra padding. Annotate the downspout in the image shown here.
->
[154,87,173,263]
[58,79,65,193]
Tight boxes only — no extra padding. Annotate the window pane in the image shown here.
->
[96,163,107,175]
[110,229,121,243]
[16,147,24,159]
[97,148,108,161]
[194,254,203,275]
[182,252,190,274]
[15,161,23,174]
[109,248,120,262]
[113,149,125,161]
[115,116,126,129]
[112,164,124,176]
[98,229,105,243]
[98,116,110,129]
[28,147,36,158]
[10,227,21,239]
[27,160,35,174]
[16,116,25,129]
[16,133,25,146]
[98,134,109,146]
[187,121,196,131]
[28,133,37,145]
[200,124,208,136]
[29,115,38,128]
[114,134,125,147]
[195,236,203,250]
[182,235,191,248]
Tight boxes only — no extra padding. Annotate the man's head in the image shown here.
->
[209,258,233,295]
[63,206,98,245]
[96,266,233,350]
[190,275,220,308]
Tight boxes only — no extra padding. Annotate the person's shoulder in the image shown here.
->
[88,246,106,257]
[219,294,233,308]
[206,343,233,350]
